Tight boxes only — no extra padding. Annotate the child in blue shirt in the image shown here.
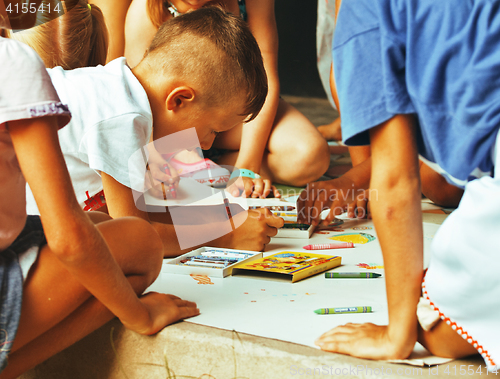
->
[303,0,500,371]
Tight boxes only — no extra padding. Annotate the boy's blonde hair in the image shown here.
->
[10,0,108,69]
[144,6,267,122]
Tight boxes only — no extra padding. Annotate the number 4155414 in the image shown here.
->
[5,2,61,14]
[443,365,498,375]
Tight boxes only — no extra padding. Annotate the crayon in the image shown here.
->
[282,223,310,230]
[182,260,227,268]
[314,306,372,315]
[163,164,177,199]
[224,197,236,231]
[325,272,381,278]
[192,255,245,262]
[303,243,354,250]
[270,212,297,217]
[202,251,251,259]
[249,205,295,211]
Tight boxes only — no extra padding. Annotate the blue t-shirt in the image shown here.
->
[333,0,500,187]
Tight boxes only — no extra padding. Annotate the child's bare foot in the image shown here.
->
[318,118,342,141]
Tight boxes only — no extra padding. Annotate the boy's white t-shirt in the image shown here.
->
[26,58,153,214]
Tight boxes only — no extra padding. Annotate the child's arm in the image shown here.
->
[9,116,198,334]
[101,172,284,255]
[230,0,280,197]
[420,161,463,207]
[297,157,371,225]
[315,114,423,360]
[90,0,132,62]
[124,0,159,68]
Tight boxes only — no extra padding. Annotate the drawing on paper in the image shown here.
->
[190,274,214,285]
[357,263,384,269]
[329,233,376,244]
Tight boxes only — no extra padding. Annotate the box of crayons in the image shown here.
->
[163,247,263,278]
[275,221,316,239]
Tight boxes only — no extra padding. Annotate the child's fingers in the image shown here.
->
[260,208,284,228]
[261,180,273,199]
[225,177,244,197]
[297,185,316,224]
[174,299,200,320]
[177,305,200,320]
[272,185,281,198]
[322,208,337,225]
[243,177,254,198]
[252,178,264,198]
[356,197,369,219]
[163,294,181,301]
[347,201,356,218]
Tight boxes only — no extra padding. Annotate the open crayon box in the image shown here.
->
[163,247,263,278]
[275,221,316,238]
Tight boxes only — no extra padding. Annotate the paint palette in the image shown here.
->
[163,247,263,278]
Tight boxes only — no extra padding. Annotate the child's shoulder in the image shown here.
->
[47,57,152,128]
[0,37,46,73]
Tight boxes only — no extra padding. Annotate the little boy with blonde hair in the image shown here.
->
[26,6,284,256]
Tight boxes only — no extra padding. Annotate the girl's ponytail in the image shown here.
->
[87,2,108,67]
[10,0,108,69]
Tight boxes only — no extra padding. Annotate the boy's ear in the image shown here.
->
[166,86,196,111]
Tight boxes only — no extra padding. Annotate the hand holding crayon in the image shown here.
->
[162,164,178,199]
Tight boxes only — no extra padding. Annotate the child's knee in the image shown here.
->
[108,217,163,285]
[291,137,330,186]
[418,320,478,359]
[133,218,163,282]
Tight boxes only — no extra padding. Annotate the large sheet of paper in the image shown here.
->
[149,215,442,364]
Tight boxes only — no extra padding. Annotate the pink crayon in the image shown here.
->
[303,243,354,250]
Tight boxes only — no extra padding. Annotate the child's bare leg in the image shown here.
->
[216,98,330,187]
[318,117,342,141]
[418,320,479,359]
[86,209,112,224]
[2,292,120,378]
[1,217,162,378]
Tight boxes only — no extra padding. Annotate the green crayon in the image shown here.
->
[314,306,372,315]
[325,272,381,278]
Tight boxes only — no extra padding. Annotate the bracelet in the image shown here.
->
[229,168,261,181]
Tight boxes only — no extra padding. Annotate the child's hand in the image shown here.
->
[346,189,371,219]
[315,323,416,361]
[297,177,364,226]
[121,292,199,336]
[227,176,281,199]
[147,160,180,200]
[227,207,284,251]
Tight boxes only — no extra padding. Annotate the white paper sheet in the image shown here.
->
[149,218,446,366]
